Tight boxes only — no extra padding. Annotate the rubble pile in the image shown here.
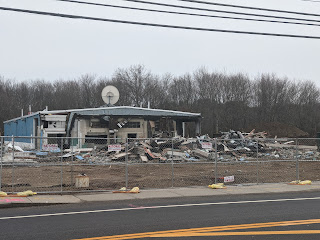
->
[61,138,214,163]
[217,130,266,161]
[216,129,318,161]
[123,138,214,163]
[1,129,319,164]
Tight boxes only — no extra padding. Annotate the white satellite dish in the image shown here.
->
[101,85,120,105]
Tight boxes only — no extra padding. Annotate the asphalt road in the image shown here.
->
[1,191,320,240]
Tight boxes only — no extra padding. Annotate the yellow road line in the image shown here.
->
[74,218,320,240]
[153,230,320,237]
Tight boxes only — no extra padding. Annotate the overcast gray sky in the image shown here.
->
[1,0,320,84]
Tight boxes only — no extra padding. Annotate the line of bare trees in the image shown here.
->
[1,65,319,136]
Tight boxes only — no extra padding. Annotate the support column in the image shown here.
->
[176,120,183,136]
[182,122,186,138]
[195,119,201,136]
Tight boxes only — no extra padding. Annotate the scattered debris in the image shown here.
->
[2,129,319,164]
[75,174,89,188]
[65,148,93,153]
[36,152,48,156]
[284,141,295,145]
[75,155,84,160]
[7,143,24,152]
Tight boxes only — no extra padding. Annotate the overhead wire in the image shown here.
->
[301,0,320,2]
[177,0,320,17]
[55,0,320,27]
[0,6,319,39]
[118,0,320,24]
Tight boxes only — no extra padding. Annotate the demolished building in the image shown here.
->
[3,106,202,150]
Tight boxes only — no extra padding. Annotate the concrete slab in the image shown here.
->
[305,185,320,190]
[0,197,31,205]
[231,183,320,194]
[2,181,320,208]
[281,185,319,192]
[28,195,81,204]
[168,187,227,197]
[219,186,264,195]
[250,183,319,193]
[311,181,320,186]
[77,193,135,202]
[131,190,182,199]
[260,188,287,193]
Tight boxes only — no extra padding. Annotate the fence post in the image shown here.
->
[12,136,15,194]
[214,138,217,184]
[125,138,128,189]
[256,139,259,185]
[171,139,174,188]
[295,138,299,181]
[0,137,3,191]
[60,137,63,194]
[71,138,74,188]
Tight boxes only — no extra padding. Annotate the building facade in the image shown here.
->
[4,106,201,150]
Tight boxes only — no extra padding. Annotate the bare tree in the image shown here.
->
[1,68,320,137]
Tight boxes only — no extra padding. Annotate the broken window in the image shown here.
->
[47,134,58,144]
[85,135,108,144]
[43,121,65,129]
[127,133,137,138]
[90,119,109,128]
[122,122,140,128]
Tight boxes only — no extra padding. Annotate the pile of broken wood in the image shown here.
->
[108,137,215,163]
[89,130,270,163]
[10,129,312,164]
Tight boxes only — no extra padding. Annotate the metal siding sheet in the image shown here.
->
[26,116,34,136]
[4,114,39,143]
[4,122,13,141]
[17,119,25,136]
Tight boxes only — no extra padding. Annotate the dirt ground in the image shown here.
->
[1,160,320,193]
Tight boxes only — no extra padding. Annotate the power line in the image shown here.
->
[301,0,320,2]
[119,0,320,24]
[177,0,320,17]
[0,6,319,39]
[55,0,320,27]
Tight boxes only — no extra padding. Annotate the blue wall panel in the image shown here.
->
[4,114,40,143]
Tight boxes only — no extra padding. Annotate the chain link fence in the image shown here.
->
[0,136,319,193]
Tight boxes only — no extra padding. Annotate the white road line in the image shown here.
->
[1,196,320,221]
